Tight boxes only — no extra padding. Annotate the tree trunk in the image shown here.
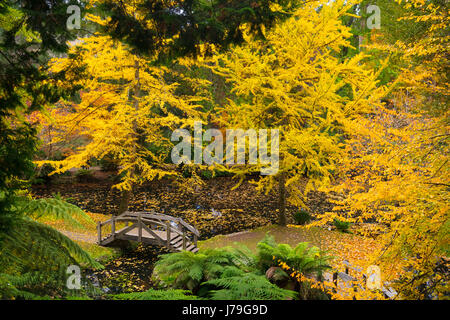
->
[118,189,131,216]
[278,171,287,226]
[117,59,140,215]
[358,4,367,51]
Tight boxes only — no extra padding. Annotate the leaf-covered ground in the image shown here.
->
[32,175,335,239]
[199,225,382,272]
[31,175,369,294]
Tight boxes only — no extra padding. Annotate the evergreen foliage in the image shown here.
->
[92,0,302,60]
[204,273,297,300]
[293,209,312,225]
[255,234,332,278]
[153,248,250,294]
[111,289,199,300]
[333,218,350,233]
[0,196,102,299]
[152,236,331,299]
[0,1,102,300]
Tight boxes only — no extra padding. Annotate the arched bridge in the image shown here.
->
[97,211,199,253]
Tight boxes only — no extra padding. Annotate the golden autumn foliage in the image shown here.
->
[207,0,388,218]
[312,0,450,299]
[26,0,448,300]
[201,0,448,299]
[36,28,210,193]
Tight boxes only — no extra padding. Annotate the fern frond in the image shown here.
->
[1,218,103,271]
[153,247,253,293]
[0,272,44,299]
[111,289,199,300]
[255,236,333,276]
[18,196,94,229]
[204,273,297,300]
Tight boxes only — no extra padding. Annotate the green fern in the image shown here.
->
[17,195,94,229]
[153,247,252,294]
[111,289,199,300]
[0,272,44,299]
[0,195,103,299]
[203,273,297,300]
[256,234,333,279]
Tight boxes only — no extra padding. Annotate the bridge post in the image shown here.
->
[97,222,101,244]
[332,272,338,293]
[166,221,171,247]
[111,216,115,240]
[194,234,198,247]
[182,230,186,250]
[138,214,142,242]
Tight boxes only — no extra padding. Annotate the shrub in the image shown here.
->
[110,289,198,300]
[213,168,232,177]
[181,166,192,178]
[203,273,297,300]
[293,209,312,225]
[333,218,350,233]
[255,234,333,278]
[199,169,213,180]
[152,248,250,295]
[75,169,95,183]
[151,236,333,300]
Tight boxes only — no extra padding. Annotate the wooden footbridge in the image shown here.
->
[97,211,200,253]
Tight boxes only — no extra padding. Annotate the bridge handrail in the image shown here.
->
[100,217,185,237]
[329,260,397,299]
[97,211,200,241]
[121,211,200,236]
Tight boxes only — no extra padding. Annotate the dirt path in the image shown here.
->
[61,230,97,244]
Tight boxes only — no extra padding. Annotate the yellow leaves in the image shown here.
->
[323,87,449,298]
[37,12,210,192]
[391,0,449,103]
[203,0,390,216]
[84,13,110,26]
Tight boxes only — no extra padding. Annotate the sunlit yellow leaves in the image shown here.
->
[207,0,388,209]
[37,25,210,192]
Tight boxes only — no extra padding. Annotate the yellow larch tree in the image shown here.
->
[37,18,210,213]
[208,0,388,225]
[394,0,449,111]
[317,0,449,299]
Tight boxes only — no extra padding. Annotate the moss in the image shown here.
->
[76,241,118,262]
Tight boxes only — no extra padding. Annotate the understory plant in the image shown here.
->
[152,234,333,300]
[0,194,103,299]
[255,234,333,299]
[255,234,333,278]
[333,218,351,233]
[111,289,199,300]
[293,209,312,225]
[152,247,252,295]
[203,272,297,300]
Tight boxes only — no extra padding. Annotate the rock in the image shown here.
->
[211,208,222,217]
[266,267,287,283]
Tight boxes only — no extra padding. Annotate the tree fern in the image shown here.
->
[111,289,199,300]
[16,194,94,229]
[0,272,43,299]
[153,247,251,294]
[3,218,102,269]
[203,273,297,300]
[256,234,333,278]
[0,195,103,299]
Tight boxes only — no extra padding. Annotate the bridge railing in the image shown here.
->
[325,260,397,299]
[97,211,199,250]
